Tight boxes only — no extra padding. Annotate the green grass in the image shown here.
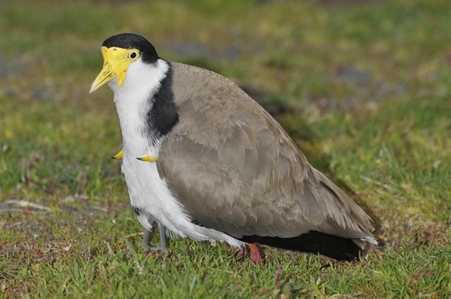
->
[1,0,451,297]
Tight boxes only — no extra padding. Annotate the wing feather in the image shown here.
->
[156,62,374,240]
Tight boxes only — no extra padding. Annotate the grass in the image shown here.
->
[1,0,451,297]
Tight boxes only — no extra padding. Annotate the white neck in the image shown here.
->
[109,58,169,156]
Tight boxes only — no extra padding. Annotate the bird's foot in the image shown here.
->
[144,246,167,256]
[235,243,263,263]
[248,243,263,263]
[235,246,250,258]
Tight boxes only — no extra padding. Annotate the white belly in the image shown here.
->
[121,146,245,248]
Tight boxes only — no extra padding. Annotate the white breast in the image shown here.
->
[110,58,245,248]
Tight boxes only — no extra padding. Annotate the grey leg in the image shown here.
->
[158,223,167,249]
[142,229,151,247]
[142,214,168,253]
[142,214,155,247]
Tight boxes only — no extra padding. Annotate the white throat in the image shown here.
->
[109,58,169,156]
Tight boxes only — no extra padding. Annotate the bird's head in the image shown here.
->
[90,33,159,93]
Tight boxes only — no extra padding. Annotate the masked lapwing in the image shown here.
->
[90,33,377,262]
[112,149,168,251]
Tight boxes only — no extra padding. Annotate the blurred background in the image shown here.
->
[1,0,451,297]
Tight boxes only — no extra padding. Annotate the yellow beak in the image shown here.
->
[89,46,134,93]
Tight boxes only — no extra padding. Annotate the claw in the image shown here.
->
[137,156,157,162]
[112,150,123,160]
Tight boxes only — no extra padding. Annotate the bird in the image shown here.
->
[90,33,377,262]
[112,149,168,251]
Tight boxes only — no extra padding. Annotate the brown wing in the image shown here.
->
[156,62,374,240]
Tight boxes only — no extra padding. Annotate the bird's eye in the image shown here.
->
[129,51,138,59]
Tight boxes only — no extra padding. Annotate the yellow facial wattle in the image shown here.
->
[90,46,140,93]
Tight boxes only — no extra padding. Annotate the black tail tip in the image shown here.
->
[240,231,363,261]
